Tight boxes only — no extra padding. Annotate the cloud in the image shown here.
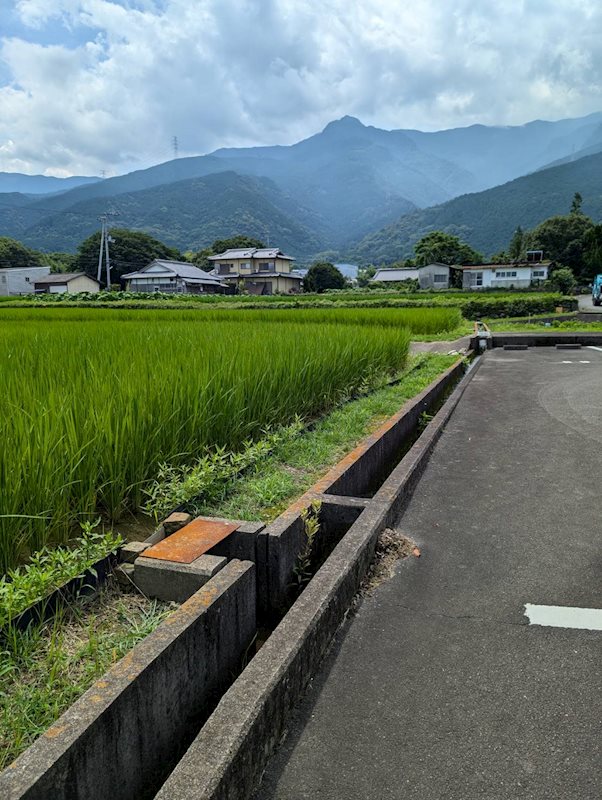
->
[1,0,602,175]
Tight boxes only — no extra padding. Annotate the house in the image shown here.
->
[121,260,227,294]
[458,261,551,290]
[0,266,51,295]
[207,248,303,294]
[33,272,100,294]
[371,263,451,289]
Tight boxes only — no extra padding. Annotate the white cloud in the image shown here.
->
[1,0,602,175]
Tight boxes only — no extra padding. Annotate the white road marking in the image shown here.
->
[524,604,602,631]
[579,360,591,364]
[586,346,602,352]
[561,360,573,363]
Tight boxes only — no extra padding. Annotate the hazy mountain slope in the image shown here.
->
[0,173,99,194]
[403,112,602,190]
[347,151,602,265]
[16,172,326,257]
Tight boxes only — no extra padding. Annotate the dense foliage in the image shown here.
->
[347,151,602,264]
[0,236,42,269]
[75,228,180,283]
[414,231,483,266]
[303,262,347,292]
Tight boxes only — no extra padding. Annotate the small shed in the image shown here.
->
[34,273,101,294]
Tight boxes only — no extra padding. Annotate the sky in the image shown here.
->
[1,0,601,177]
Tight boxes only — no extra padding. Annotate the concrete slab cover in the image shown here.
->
[144,518,240,563]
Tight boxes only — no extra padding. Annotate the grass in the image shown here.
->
[189,354,458,522]
[0,306,432,571]
[0,579,171,768]
[487,317,602,332]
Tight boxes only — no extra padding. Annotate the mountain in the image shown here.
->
[13,172,325,257]
[347,151,602,265]
[0,172,100,195]
[1,111,602,257]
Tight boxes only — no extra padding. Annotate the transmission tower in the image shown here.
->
[172,136,179,159]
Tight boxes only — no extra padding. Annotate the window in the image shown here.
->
[495,271,517,279]
[532,270,545,278]
[258,262,275,272]
[433,274,447,283]
[25,277,30,282]
[467,271,483,287]
[218,264,233,275]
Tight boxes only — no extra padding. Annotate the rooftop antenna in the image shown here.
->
[172,135,179,159]
[100,169,107,179]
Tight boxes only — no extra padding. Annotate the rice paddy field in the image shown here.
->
[0,306,458,572]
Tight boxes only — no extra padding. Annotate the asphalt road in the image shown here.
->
[254,348,602,800]
[578,293,598,312]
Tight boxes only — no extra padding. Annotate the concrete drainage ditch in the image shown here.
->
[1,354,480,800]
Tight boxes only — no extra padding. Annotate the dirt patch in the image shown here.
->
[361,528,418,595]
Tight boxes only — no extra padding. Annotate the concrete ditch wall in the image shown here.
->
[155,356,481,800]
[260,357,467,617]
[471,332,602,349]
[1,560,256,800]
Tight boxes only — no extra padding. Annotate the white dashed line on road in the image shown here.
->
[524,604,602,631]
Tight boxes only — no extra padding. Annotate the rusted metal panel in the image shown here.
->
[143,519,240,563]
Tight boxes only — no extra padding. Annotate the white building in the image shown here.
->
[371,263,450,289]
[33,273,101,294]
[459,262,550,290]
[0,266,51,295]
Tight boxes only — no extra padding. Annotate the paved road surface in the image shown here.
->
[578,293,598,312]
[254,348,602,800]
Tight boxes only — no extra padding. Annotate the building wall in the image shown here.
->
[0,266,50,295]
[462,266,539,290]
[66,275,100,293]
[418,264,450,289]
[243,275,301,295]
[214,257,292,276]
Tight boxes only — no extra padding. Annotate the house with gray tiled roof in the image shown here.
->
[207,248,303,295]
[122,260,227,294]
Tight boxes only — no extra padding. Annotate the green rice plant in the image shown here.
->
[0,308,411,571]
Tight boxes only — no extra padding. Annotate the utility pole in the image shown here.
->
[97,217,106,284]
[172,136,179,159]
[97,212,118,290]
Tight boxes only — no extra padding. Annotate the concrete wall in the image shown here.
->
[48,275,100,293]
[418,264,450,289]
[0,267,50,295]
[0,560,256,800]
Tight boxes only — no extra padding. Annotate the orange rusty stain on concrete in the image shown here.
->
[95,680,108,689]
[89,694,104,704]
[144,518,239,563]
[45,724,67,739]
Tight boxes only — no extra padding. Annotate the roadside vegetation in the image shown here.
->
[0,580,170,768]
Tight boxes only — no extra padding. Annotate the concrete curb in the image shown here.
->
[155,356,482,800]
[1,561,256,800]
[471,331,602,348]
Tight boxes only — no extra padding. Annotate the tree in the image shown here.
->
[549,267,576,294]
[357,265,376,287]
[75,229,180,283]
[0,236,42,269]
[508,226,524,260]
[303,262,347,293]
[570,192,583,215]
[414,231,483,266]
[523,213,594,279]
[583,223,602,280]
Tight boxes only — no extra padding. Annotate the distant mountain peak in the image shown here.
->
[322,115,365,133]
